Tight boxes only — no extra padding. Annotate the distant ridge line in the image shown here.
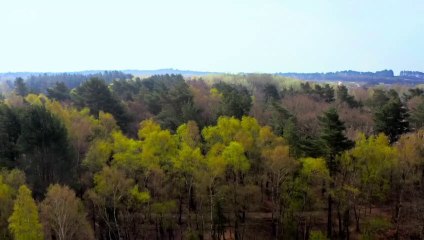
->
[1,69,424,85]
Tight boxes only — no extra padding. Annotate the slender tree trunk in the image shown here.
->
[327,156,335,240]
[344,209,350,240]
[337,206,342,239]
[209,184,215,240]
[178,194,183,225]
[113,202,121,240]
[394,173,405,240]
[234,177,240,240]
[187,180,193,228]
[353,204,360,232]
[421,168,424,192]
[275,174,281,240]
[155,220,160,240]
[327,191,333,239]
[92,202,97,238]
[271,175,277,239]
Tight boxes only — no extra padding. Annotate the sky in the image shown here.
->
[0,0,423,74]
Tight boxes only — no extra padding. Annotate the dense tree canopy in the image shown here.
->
[72,78,129,131]
[0,104,20,169]
[137,74,201,130]
[46,82,70,101]
[0,73,423,239]
[409,97,424,130]
[17,105,75,197]
[374,90,409,143]
[213,82,252,119]
[336,85,360,108]
[13,78,28,97]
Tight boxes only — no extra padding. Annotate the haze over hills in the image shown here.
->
[1,69,424,85]
[0,69,217,81]
[277,70,424,85]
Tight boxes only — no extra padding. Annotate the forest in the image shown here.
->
[1,73,424,240]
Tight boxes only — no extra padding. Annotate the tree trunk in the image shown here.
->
[344,209,350,240]
[327,156,335,240]
[337,206,342,239]
[394,173,405,240]
[178,195,183,225]
[209,185,215,240]
[353,204,360,232]
[327,193,333,239]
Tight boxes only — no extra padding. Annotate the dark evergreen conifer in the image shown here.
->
[318,107,353,238]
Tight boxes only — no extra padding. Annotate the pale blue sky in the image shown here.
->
[0,0,423,73]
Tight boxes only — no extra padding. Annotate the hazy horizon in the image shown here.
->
[0,68,415,76]
[1,0,423,73]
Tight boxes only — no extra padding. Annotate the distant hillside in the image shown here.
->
[277,70,424,85]
[1,69,424,86]
[0,69,219,81]
[0,71,132,93]
[122,68,219,76]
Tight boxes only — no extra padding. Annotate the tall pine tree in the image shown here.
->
[13,78,28,97]
[46,82,70,101]
[17,106,75,197]
[72,78,129,131]
[0,104,21,169]
[410,98,424,130]
[374,91,409,143]
[318,107,353,238]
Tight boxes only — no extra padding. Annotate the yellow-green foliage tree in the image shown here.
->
[221,141,252,240]
[111,130,144,175]
[299,157,330,224]
[108,119,178,198]
[138,119,177,170]
[196,139,227,238]
[393,130,424,238]
[87,166,134,240]
[344,133,397,233]
[0,169,25,239]
[173,121,204,227]
[351,133,397,203]
[0,176,14,239]
[202,116,262,171]
[260,126,298,239]
[8,185,43,240]
[0,176,13,239]
[202,116,264,240]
